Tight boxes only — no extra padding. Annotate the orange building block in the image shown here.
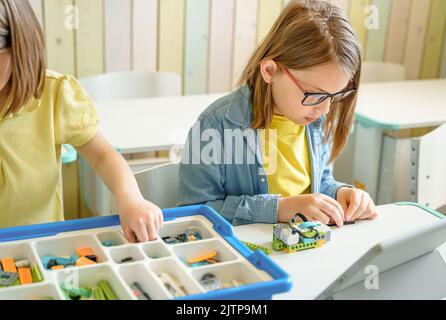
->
[75,257,96,267]
[76,247,95,257]
[187,251,217,264]
[51,265,65,271]
[1,257,17,273]
[18,268,33,285]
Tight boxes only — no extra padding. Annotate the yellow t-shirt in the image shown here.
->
[260,115,311,197]
[0,70,99,228]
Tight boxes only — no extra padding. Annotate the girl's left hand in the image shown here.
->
[336,187,378,222]
[117,197,164,243]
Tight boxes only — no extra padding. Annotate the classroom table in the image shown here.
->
[93,80,446,154]
[95,93,225,154]
[234,202,446,300]
[350,79,446,207]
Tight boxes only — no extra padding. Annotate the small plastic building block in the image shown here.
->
[61,283,92,300]
[187,251,217,264]
[70,254,80,262]
[199,273,222,292]
[102,241,114,247]
[18,268,33,285]
[55,256,75,267]
[272,219,331,254]
[92,287,106,300]
[76,247,95,257]
[185,227,203,242]
[130,282,151,300]
[176,233,187,243]
[162,236,180,244]
[41,256,58,270]
[85,255,97,262]
[98,280,118,300]
[241,241,272,255]
[222,280,245,289]
[190,261,212,268]
[51,265,65,270]
[159,273,187,298]
[75,257,97,267]
[0,271,19,286]
[1,257,17,273]
[15,260,30,268]
[31,265,43,283]
[327,221,356,228]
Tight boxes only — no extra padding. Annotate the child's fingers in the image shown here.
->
[319,199,344,227]
[158,211,164,231]
[311,211,330,225]
[345,191,361,221]
[350,193,368,221]
[122,227,137,243]
[320,194,345,221]
[360,200,376,220]
[147,221,157,241]
[134,222,149,243]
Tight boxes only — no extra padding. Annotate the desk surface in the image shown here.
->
[95,79,446,153]
[356,79,446,130]
[234,203,445,300]
[95,93,225,153]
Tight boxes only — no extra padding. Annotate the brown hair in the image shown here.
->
[238,0,362,162]
[0,0,46,118]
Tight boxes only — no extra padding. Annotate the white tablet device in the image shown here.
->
[316,217,446,300]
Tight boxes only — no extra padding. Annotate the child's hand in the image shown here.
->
[117,197,164,243]
[336,187,378,222]
[278,193,345,227]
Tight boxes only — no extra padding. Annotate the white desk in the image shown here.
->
[95,93,225,154]
[94,80,446,154]
[338,80,446,207]
[355,79,446,130]
[234,203,445,300]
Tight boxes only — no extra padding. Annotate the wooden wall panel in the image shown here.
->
[208,0,235,93]
[104,0,132,72]
[44,0,76,75]
[404,0,431,80]
[75,0,104,78]
[184,0,210,95]
[420,0,446,79]
[385,0,411,64]
[232,0,258,86]
[132,0,158,72]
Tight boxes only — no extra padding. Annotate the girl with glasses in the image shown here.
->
[178,0,377,226]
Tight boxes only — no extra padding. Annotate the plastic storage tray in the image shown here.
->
[0,205,292,300]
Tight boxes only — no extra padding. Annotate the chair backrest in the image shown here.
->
[134,162,180,209]
[361,62,406,83]
[79,71,182,101]
[411,124,446,210]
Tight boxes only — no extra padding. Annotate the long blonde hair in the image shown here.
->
[0,0,46,119]
[238,0,361,162]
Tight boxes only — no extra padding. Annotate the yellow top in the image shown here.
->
[0,70,99,228]
[260,115,311,197]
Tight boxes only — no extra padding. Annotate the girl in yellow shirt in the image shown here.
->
[0,0,162,242]
[178,0,378,226]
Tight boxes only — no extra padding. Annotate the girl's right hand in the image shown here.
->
[278,193,345,227]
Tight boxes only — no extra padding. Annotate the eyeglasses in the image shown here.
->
[278,64,356,107]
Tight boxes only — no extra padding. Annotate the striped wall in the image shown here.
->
[30,0,446,94]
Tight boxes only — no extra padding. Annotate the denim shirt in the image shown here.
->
[177,86,349,226]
